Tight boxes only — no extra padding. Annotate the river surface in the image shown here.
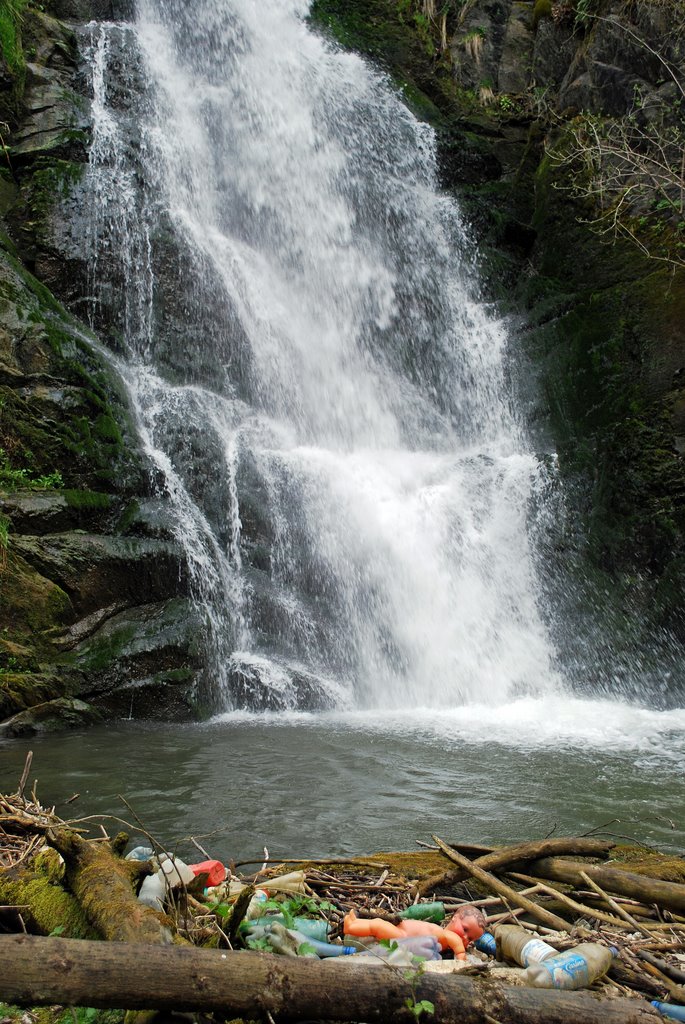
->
[2,698,684,860]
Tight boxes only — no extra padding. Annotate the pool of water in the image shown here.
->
[2,695,683,863]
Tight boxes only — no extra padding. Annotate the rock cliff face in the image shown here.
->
[0,0,683,731]
[312,0,685,653]
[0,1,205,735]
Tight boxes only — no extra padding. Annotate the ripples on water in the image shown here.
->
[2,697,683,859]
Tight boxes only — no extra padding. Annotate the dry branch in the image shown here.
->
[526,859,685,917]
[431,836,571,932]
[418,837,615,896]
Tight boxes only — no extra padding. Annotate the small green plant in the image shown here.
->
[573,0,595,28]
[0,446,64,490]
[405,996,435,1020]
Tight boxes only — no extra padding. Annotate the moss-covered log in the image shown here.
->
[45,828,172,944]
[0,866,95,938]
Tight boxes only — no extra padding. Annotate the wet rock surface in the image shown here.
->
[0,6,204,732]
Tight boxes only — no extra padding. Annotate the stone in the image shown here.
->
[497,3,535,94]
[71,598,207,719]
[0,697,102,737]
[12,533,187,616]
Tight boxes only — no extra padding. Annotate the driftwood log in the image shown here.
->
[418,838,615,896]
[0,935,660,1024]
[526,858,685,917]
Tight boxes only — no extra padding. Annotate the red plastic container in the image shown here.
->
[189,859,226,886]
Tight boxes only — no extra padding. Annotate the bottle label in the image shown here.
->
[521,938,556,966]
[539,953,590,989]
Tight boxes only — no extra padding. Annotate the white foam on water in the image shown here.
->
[211,696,685,760]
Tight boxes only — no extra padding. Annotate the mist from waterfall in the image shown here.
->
[79,0,563,712]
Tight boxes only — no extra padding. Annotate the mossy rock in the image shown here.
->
[0,696,103,736]
[0,670,63,719]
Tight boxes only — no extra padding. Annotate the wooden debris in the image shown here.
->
[418,837,615,896]
[431,835,571,932]
[2,756,685,1022]
[524,858,685,916]
[0,934,661,1023]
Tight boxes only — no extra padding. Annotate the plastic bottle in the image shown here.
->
[138,871,166,910]
[189,859,226,887]
[242,916,330,942]
[297,935,357,958]
[524,943,615,990]
[393,936,442,960]
[343,935,441,962]
[495,925,558,967]
[138,855,195,910]
[652,1002,685,1021]
[244,889,270,920]
[125,845,154,862]
[158,855,195,888]
[475,932,497,956]
[399,902,445,923]
[246,921,349,958]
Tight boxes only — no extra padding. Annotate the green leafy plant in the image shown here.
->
[0,446,64,490]
[405,997,435,1020]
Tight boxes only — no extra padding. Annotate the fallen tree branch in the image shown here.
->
[431,836,571,932]
[0,935,661,1023]
[526,859,685,917]
[579,870,653,937]
[46,827,171,944]
[418,837,615,896]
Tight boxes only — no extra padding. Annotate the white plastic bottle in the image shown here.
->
[524,943,615,990]
[138,855,195,910]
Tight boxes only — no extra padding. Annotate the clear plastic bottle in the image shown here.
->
[245,889,270,920]
[524,943,615,990]
[495,925,558,967]
[138,855,195,910]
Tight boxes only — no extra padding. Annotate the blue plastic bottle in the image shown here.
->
[652,1002,685,1022]
[475,932,497,956]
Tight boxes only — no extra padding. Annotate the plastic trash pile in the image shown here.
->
[121,843,685,1020]
[125,847,658,997]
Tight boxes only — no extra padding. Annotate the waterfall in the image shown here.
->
[78,0,562,712]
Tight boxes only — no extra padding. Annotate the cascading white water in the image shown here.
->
[79,0,563,711]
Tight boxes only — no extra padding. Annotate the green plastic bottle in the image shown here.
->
[398,901,445,923]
